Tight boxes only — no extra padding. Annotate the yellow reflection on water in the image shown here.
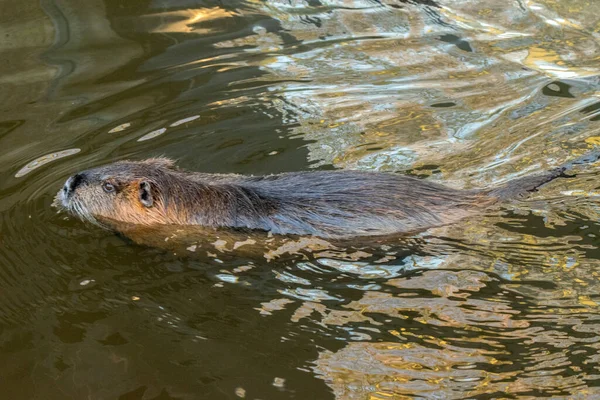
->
[146,7,236,34]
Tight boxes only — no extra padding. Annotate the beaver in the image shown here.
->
[55,152,599,239]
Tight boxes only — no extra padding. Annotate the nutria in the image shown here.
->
[55,152,599,239]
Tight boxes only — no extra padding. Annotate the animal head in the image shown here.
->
[56,158,177,226]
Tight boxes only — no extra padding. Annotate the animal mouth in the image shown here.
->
[52,189,69,211]
[53,189,101,227]
[58,188,69,208]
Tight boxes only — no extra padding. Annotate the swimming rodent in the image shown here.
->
[55,152,599,239]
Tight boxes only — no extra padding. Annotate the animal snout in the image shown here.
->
[63,173,85,196]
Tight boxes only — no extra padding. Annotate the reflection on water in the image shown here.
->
[2,0,600,398]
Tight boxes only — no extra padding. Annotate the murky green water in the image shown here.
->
[3,0,600,398]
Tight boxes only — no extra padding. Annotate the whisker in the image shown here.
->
[72,199,111,229]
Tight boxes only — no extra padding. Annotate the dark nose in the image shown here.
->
[63,173,85,196]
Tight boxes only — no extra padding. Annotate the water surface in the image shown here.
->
[2,0,600,398]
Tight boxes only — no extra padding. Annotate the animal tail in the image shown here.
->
[488,149,600,200]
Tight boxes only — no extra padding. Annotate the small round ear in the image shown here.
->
[139,181,154,207]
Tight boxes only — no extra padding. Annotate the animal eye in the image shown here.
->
[102,182,116,193]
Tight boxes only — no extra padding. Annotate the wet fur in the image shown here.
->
[57,151,600,238]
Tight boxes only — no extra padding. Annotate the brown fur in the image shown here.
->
[55,152,598,238]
